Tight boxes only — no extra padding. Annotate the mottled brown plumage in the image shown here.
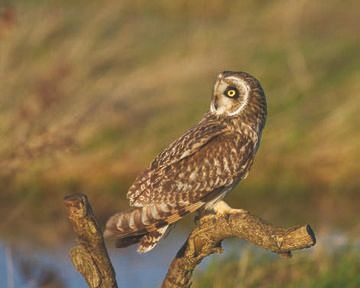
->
[104,71,267,253]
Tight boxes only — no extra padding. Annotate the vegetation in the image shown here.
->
[0,0,359,279]
[193,243,360,288]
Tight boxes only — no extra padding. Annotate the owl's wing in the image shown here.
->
[108,130,257,245]
[127,115,229,205]
[127,122,258,208]
[150,115,229,170]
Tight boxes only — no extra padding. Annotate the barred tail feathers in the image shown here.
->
[103,202,204,253]
[104,204,176,239]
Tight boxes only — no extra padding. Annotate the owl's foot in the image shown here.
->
[212,200,246,218]
[194,208,213,225]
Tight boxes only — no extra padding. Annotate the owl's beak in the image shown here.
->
[213,100,219,110]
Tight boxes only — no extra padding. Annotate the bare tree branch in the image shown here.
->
[64,194,315,288]
[64,193,118,288]
[162,210,316,288]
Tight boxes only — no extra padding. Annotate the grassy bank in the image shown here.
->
[194,241,360,288]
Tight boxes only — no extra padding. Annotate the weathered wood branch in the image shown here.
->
[161,210,316,288]
[64,193,118,288]
[64,194,315,288]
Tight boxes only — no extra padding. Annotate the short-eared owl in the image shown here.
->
[104,71,267,253]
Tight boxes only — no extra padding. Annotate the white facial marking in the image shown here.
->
[226,76,250,116]
[210,75,250,116]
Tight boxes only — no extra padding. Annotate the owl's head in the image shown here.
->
[210,71,267,130]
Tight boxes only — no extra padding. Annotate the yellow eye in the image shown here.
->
[226,89,237,97]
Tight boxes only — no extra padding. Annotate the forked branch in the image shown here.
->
[64,194,316,288]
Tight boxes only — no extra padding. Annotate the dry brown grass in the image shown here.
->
[0,0,359,245]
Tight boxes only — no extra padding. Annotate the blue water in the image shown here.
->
[0,230,192,288]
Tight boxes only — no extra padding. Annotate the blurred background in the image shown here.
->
[0,0,359,287]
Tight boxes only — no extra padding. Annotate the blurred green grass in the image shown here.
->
[0,0,359,247]
[193,243,360,288]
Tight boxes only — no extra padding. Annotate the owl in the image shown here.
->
[104,71,267,253]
